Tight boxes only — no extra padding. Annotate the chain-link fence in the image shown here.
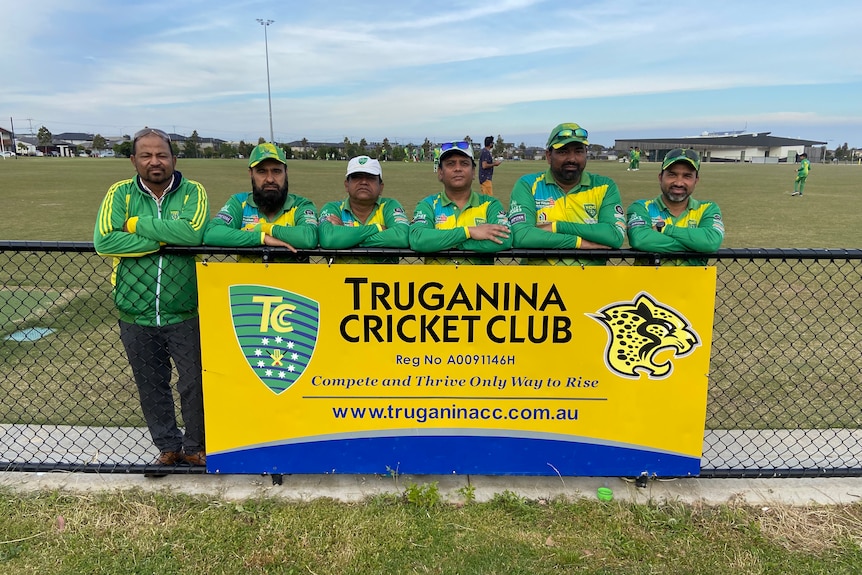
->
[1,242,860,477]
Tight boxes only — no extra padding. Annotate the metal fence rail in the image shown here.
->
[1,242,860,477]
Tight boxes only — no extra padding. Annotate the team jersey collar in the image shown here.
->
[339,197,382,214]
[439,189,481,208]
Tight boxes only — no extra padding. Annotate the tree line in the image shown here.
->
[30,126,539,160]
[28,125,859,162]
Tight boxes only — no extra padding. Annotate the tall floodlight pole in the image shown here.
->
[256,18,275,143]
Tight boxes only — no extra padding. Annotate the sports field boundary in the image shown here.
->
[1,243,861,477]
[3,469,861,507]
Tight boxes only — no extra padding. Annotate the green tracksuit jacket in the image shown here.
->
[94,171,209,326]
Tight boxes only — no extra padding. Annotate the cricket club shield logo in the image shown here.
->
[229,285,320,394]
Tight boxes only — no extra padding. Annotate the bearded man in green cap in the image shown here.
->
[507,122,626,265]
[204,142,318,251]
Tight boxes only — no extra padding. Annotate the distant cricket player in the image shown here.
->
[790,152,810,196]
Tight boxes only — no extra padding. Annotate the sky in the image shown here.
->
[2,0,861,149]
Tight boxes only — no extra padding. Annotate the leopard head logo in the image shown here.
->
[588,292,700,379]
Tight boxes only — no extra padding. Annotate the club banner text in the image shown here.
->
[198,263,716,476]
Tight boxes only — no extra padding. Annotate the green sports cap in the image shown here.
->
[546,123,589,149]
[249,143,287,168]
[661,148,701,172]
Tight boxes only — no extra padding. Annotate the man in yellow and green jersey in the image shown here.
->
[204,143,319,255]
[626,148,724,266]
[628,146,641,171]
[410,140,511,264]
[507,122,626,265]
[318,155,409,262]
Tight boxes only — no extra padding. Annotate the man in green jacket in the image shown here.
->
[318,155,409,261]
[507,122,626,265]
[409,140,511,264]
[94,128,209,472]
[626,148,724,266]
[204,143,319,254]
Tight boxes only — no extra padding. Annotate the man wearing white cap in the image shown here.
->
[410,141,511,263]
[318,155,409,253]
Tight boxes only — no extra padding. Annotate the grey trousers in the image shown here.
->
[119,318,205,454]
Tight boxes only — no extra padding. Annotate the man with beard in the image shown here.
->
[626,148,724,266]
[318,155,409,262]
[204,143,318,255]
[507,122,626,265]
[94,127,209,474]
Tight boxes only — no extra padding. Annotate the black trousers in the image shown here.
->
[119,318,205,454]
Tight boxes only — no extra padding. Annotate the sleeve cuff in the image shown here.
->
[464,227,471,239]
[126,217,139,234]
[575,236,582,249]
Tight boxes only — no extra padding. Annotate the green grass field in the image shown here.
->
[1,157,861,574]
[0,156,860,429]
[1,489,860,574]
[1,156,860,246]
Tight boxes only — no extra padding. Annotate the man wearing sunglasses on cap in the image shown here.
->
[318,155,409,262]
[94,127,209,473]
[626,148,724,266]
[410,141,511,263]
[204,143,319,258]
[507,123,626,265]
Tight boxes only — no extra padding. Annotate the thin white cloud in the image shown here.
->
[367,0,544,31]
[1,1,860,146]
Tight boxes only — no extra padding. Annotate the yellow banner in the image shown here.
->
[198,263,716,476]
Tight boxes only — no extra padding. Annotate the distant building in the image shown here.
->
[0,127,13,152]
[285,140,342,158]
[13,137,43,156]
[614,132,827,164]
[54,132,94,147]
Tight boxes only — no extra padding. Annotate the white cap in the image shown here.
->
[346,155,382,178]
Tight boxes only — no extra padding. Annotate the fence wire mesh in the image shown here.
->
[1,243,860,477]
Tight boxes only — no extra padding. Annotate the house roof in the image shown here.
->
[55,132,94,141]
[615,132,826,148]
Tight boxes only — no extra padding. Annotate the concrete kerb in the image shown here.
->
[2,472,862,506]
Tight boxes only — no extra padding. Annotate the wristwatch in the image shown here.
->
[655,221,665,233]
